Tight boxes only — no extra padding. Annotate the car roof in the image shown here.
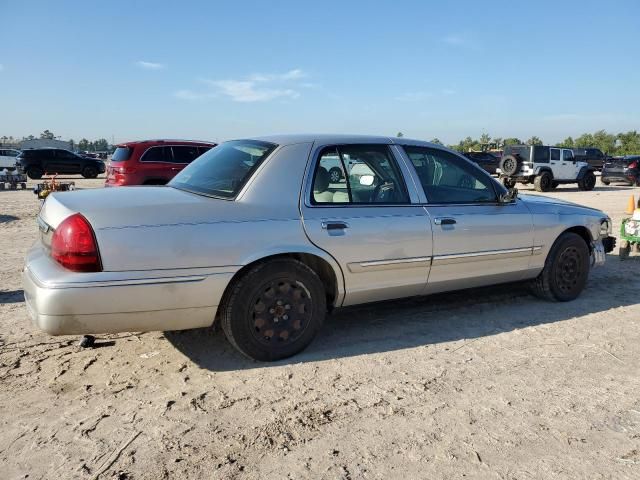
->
[238,133,444,149]
[117,139,217,147]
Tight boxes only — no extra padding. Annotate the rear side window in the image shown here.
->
[534,146,550,163]
[550,149,560,161]
[312,145,409,204]
[198,146,213,156]
[111,147,132,162]
[141,146,170,162]
[171,145,201,164]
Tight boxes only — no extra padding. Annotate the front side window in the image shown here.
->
[171,145,201,164]
[562,149,574,161]
[403,146,498,204]
[311,144,409,204]
[169,140,276,199]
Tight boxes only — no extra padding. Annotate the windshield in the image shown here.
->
[169,140,276,198]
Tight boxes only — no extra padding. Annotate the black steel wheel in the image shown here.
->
[220,259,326,361]
[499,155,521,176]
[534,171,553,192]
[328,167,343,183]
[531,232,590,302]
[578,171,596,191]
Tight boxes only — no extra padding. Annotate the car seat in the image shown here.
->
[313,167,335,203]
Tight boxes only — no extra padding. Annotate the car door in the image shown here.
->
[399,145,535,294]
[169,145,201,181]
[139,146,172,183]
[301,143,432,306]
[549,148,567,179]
[560,149,579,179]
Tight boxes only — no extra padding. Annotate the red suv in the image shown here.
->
[105,140,216,186]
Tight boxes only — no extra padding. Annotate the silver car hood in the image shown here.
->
[41,186,265,230]
[519,193,604,215]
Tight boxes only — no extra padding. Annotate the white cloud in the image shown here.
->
[136,60,166,70]
[395,91,433,102]
[177,69,308,103]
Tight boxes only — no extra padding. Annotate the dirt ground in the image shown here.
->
[1,176,639,480]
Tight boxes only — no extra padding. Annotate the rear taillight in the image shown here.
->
[111,166,137,174]
[50,214,102,272]
[629,161,637,170]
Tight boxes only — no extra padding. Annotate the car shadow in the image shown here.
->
[165,265,638,371]
[0,289,24,304]
[0,215,20,224]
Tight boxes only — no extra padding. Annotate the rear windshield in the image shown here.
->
[504,145,530,160]
[169,140,276,199]
[111,147,132,162]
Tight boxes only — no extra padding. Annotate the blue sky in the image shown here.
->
[1,0,639,144]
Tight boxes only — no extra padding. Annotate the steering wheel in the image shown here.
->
[372,181,394,202]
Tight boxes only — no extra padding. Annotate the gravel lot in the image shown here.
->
[1,177,639,480]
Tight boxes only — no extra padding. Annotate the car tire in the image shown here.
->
[26,166,43,180]
[600,178,610,186]
[219,259,326,361]
[578,171,596,191]
[82,166,98,179]
[531,232,590,302]
[328,167,343,183]
[499,155,521,176]
[533,171,553,192]
[551,181,559,189]
[619,240,631,260]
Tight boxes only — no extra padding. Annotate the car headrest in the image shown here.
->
[314,167,330,192]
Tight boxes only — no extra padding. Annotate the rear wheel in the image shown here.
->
[534,171,553,192]
[82,166,98,178]
[26,166,43,180]
[551,181,559,189]
[502,177,517,188]
[578,171,596,191]
[619,240,631,260]
[531,232,590,302]
[220,259,326,361]
[600,178,610,186]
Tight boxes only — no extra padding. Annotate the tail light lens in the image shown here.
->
[50,214,102,272]
[111,166,137,174]
[629,161,637,170]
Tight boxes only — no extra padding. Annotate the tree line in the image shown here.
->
[398,129,640,156]
[0,130,112,152]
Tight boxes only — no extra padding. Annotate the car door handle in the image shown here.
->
[434,217,456,225]
[321,221,349,230]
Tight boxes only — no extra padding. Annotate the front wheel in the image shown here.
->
[530,232,590,302]
[502,177,517,189]
[578,171,596,191]
[26,166,43,180]
[600,178,610,186]
[220,259,326,361]
[534,172,553,192]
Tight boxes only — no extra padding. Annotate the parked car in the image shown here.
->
[498,144,596,192]
[24,135,615,361]
[16,148,106,179]
[0,148,21,171]
[105,140,216,186]
[601,155,640,186]
[572,147,609,171]
[463,151,499,175]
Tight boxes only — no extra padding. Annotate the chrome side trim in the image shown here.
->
[348,256,431,273]
[432,247,534,266]
[532,245,544,255]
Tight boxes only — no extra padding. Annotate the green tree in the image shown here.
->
[93,138,109,151]
[556,136,574,148]
[78,138,90,151]
[429,138,443,145]
[68,139,75,151]
[479,133,492,144]
[40,129,55,139]
[526,136,543,146]
[396,132,404,138]
[503,137,522,146]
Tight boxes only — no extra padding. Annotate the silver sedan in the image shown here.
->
[23,135,615,360]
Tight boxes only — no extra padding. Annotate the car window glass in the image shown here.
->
[171,145,201,164]
[198,146,213,156]
[141,146,168,162]
[311,144,409,204]
[403,146,497,204]
[563,150,573,161]
[550,149,560,161]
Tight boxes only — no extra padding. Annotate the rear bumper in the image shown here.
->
[22,245,236,335]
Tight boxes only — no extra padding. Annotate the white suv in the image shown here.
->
[0,148,21,171]
[498,145,596,192]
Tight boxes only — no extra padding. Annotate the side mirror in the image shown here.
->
[359,174,375,186]
[500,187,518,203]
